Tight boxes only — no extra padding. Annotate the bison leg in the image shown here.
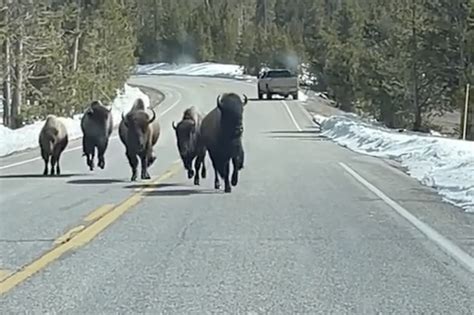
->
[140,155,151,180]
[201,161,207,179]
[210,158,220,190]
[41,150,49,176]
[193,156,202,186]
[147,153,156,167]
[97,141,107,169]
[50,154,57,176]
[232,145,244,170]
[222,160,231,193]
[186,158,195,179]
[231,157,239,187]
[55,156,61,175]
[126,150,139,181]
[54,138,67,176]
[88,149,95,171]
[83,137,95,171]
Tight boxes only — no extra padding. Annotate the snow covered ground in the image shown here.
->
[135,61,314,87]
[135,62,309,102]
[0,84,149,157]
[314,114,474,213]
[135,62,254,82]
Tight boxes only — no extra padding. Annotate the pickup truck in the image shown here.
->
[257,69,299,100]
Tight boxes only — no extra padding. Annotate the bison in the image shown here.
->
[199,92,248,193]
[80,100,113,171]
[172,106,207,185]
[38,115,69,176]
[119,98,160,181]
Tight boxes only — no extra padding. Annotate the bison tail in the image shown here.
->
[44,136,56,155]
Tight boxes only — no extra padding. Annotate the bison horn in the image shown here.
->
[242,94,248,106]
[216,95,222,109]
[121,111,126,121]
[172,121,177,130]
[148,108,156,123]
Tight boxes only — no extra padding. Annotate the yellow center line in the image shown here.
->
[0,270,12,282]
[53,225,86,245]
[0,160,182,295]
[84,204,115,223]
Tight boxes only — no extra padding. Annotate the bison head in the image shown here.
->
[83,100,112,136]
[172,119,197,161]
[131,98,146,111]
[122,108,156,152]
[87,100,112,120]
[217,93,248,138]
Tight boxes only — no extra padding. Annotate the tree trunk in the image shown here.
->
[71,0,81,99]
[411,0,421,131]
[413,104,422,131]
[72,31,80,72]
[3,37,11,127]
[380,101,395,128]
[11,36,23,129]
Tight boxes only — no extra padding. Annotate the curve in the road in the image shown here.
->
[1,75,473,312]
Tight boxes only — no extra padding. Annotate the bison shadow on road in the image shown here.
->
[0,173,85,179]
[123,183,182,190]
[67,178,126,185]
[124,182,222,197]
[143,187,222,197]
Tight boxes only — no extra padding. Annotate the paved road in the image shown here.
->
[1,75,473,314]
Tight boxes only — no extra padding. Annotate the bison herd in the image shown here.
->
[37,92,248,193]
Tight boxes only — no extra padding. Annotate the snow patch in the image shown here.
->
[298,90,309,102]
[135,62,254,81]
[135,62,310,102]
[314,114,474,212]
[299,63,317,86]
[0,84,149,157]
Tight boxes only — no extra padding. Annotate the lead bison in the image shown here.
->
[80,100,113,171]
[119,98,160,181]
[172,106,207,185]
[38,115,69,176]
[199,92,247,193]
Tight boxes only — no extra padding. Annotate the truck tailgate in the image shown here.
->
[266,77,297,91]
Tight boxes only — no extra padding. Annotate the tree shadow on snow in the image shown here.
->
[264,129,327,141]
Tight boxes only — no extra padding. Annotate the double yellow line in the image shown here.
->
[0,161,182,295]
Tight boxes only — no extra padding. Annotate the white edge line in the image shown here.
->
[0,90,183,171]
[339,162,474,274]
[281,101,302,132]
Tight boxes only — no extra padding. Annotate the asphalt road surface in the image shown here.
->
[1,75,473,314]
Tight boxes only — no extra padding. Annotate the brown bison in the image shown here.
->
[80,100,113,171]
[199,92,248,193]
[119,98,160,181]
[172,106,207,185]
[38,115,69,176]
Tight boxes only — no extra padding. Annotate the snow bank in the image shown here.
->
[298,90,309,102]
[135,62,310,101]
[135,62,254,81]
[314,114,474,212]
[0,84,149,157]
[299,63,317,86]
[267,90,309,101]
